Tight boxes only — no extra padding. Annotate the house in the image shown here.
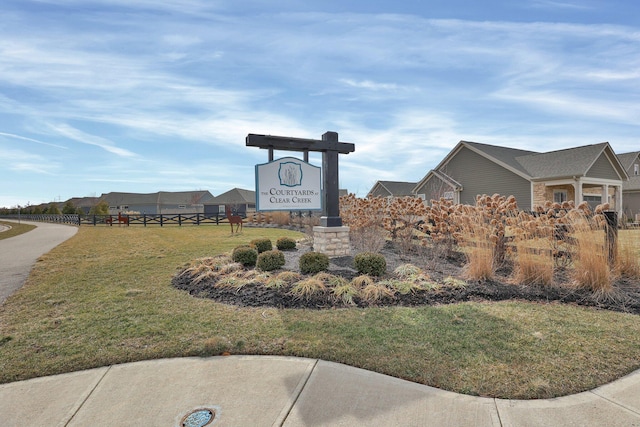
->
[204,188,256,217]
[367,181,418,198]
[65,197,100,214]
[617,151,640,220]
[413,141,628,214]
[100,191,215,215]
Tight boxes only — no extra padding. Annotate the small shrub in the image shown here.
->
[290,277,326,300]
[276,236,297,250]
[232,246,258,267]
[393,264,422,279]
[256,250,285,271]
[332,280,358,305]
[265,271,303,289]
[350,275,375,288]
[354,252,387,277]
[360,283,394,303]
[299,252,330,274]
[383,279,423,295]
[250,238,273,253]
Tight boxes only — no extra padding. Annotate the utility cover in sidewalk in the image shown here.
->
[180,408,216,427]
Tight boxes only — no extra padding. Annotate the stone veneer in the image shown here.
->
[312,226,351,257]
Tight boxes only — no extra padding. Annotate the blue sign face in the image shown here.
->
[255,157,323,211]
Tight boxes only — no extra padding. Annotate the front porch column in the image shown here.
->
[573,179,582,206]
[601,185,609,206]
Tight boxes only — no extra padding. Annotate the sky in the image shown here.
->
[1,0,640,208]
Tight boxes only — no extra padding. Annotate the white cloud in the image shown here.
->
[48,124,137,157]
[0,132,67,149]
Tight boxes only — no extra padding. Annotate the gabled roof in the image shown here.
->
[367,181,417,197]
[438,140,627,181]
[157,191,214,205]
[617,152,640,171]
[100,191,214,206]
[413,170,462,195]
[100,192,159,205]
[618,152,640,191]
[208,188,255,204]
[462,141,536,178]
[515,143,627,180]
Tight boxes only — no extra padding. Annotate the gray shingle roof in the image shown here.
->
[376,181,417,196]
[462,141,536,177]
[465,141,624,181]
[618,152,640,191]
[209,188,255,204]
[515,143,610,179]
[618,152,640,171]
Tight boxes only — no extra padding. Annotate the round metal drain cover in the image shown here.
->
[181,408,216,427]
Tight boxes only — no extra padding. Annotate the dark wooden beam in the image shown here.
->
[246,133,355,155]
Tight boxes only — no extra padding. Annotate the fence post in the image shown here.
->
[197,213,200,225]
[604,211,618,266]
[178,214,182,226]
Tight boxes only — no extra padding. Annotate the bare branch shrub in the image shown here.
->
[340,194,388,253]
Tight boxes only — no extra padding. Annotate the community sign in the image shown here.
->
[255,157,322,211]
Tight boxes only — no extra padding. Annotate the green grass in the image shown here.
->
[0,221,37,240]
[1,225,640,399]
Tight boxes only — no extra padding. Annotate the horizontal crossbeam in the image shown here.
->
[246,133,355,154]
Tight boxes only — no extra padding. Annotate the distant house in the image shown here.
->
[61,196,99,214]
[204,188,256,217]
[367,181,418,198]
[413,141,628,214]
[100,191,214,215]
[618,151,640,219]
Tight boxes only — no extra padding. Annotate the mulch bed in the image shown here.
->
[172,241,640,314]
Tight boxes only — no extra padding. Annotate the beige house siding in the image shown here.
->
[415,175,451,201]
[623,191,640,219]
[444,146,532,209]
[586,153,620,180]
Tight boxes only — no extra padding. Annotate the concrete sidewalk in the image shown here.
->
[1,355,640,426]
[0,220,78,304]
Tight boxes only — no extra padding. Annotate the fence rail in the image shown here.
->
[79,213,226,227]
[0,214,80,226]
[0,213,230,227]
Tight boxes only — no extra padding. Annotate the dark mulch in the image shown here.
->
[172,241,640,314]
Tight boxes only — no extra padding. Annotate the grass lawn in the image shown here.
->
[1,225,640,399]
[0,221,37,240]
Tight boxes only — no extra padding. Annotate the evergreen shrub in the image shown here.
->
[299,252,330,275]
[354,252,387,277]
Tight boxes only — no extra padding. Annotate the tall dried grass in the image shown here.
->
[616,231,640,279]
[568,212,613,293]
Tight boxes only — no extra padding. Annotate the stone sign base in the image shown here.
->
[313,226,351,257]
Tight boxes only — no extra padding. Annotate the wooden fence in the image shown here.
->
[80,213,227,226]
[1,213,230,227]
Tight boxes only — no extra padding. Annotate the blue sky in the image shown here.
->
[1,0,639,208]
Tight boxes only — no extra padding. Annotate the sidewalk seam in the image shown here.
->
[272,358,318,427]
[64,365,112,426]
[589,390,640,417]
[493,398,505,427]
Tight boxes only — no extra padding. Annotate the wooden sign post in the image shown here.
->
[246,131,355,227]
[247,131,355,257]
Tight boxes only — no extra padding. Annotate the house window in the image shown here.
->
[553,190,567,203]
[178,205,186,209]
[443,191,454,200]
[634,164,639,176]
